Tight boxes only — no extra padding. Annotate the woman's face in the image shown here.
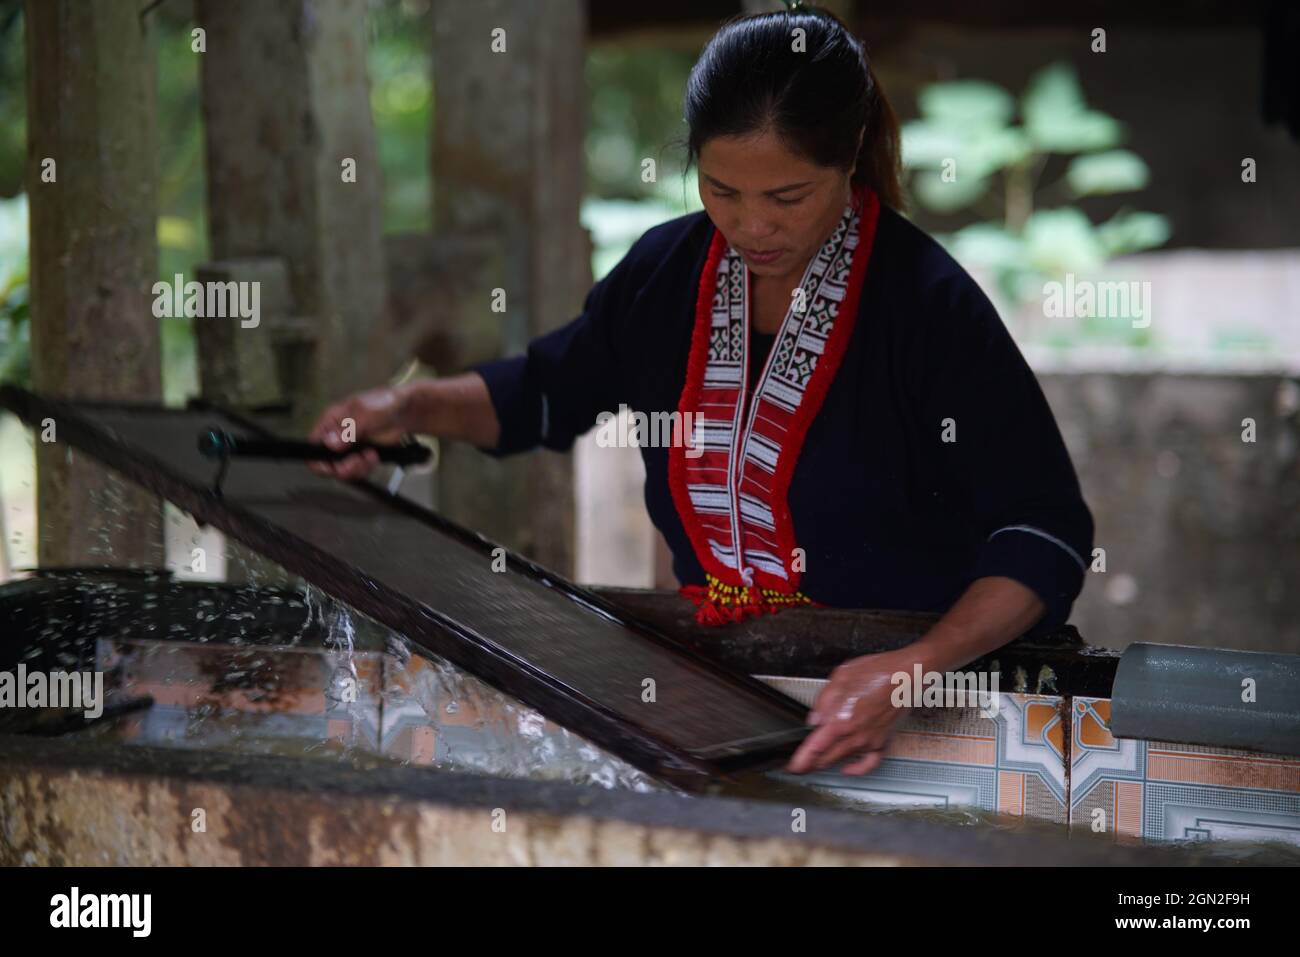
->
[698,128,854,283]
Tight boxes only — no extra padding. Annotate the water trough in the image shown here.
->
[1,386,1297,865]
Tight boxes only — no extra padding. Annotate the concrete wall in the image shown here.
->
[0,736,1196,866]
[1041,371,1300,653]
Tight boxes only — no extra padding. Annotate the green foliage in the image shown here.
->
[0,2,26,384]
[583,43,706,276]
[902,63,1171,331]
[0,3,25,201]
[155,15,208,285]
[152,13,207,403]
[586,45,699,203]
[0,192,27,385]
[1020,64,1121,154]
[370,0,432,233]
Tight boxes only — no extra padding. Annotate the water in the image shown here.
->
[319,589,362,748]
[11,487,659,792]
[383,631,660,792]
[9,469,1297,862]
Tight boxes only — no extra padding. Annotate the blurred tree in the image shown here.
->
[370,0,432,233]
[0,1,23,200]
[586,44,698,202]
[902,63,1171,339]
[0,2,25,386]
[584,42,705,276]
[0,193,26,386]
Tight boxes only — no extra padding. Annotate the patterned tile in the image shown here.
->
[758,676,1068,824]
[1068,696,1300,846]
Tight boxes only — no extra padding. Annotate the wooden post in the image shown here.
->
[25,0,163,568]
[431,0,589,575]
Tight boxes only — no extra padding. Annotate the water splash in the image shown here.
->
[384,632,660,793]
[320,591,362,750]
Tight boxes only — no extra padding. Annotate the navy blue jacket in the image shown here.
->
[471,205,1094,633]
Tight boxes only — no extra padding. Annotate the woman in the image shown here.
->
[309,7,1094,778]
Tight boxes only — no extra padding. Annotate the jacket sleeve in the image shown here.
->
[467,239,643,457]
[916,267,1095,632]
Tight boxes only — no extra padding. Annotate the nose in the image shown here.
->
[726,201,781,246]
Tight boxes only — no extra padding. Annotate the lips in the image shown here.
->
[741,247,783,263]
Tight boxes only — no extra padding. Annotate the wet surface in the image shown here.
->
[1,568,660,791]
[0,393,813,785]
[2,394,1296,864]
[99,407,803,745]
[7,569,1297,863]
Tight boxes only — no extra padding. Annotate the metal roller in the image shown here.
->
[1110,642,1300,756]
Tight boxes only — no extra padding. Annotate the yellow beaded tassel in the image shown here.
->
[682,571,813,625]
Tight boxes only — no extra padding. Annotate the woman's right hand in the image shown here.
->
[307,385,412,480]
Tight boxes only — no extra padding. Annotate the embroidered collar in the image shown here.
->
[670,183,880,624]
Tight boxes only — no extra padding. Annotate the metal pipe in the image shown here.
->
[1110,643,1300,756]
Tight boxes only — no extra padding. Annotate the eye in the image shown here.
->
[709,190,737,200]
[774,195,807,206]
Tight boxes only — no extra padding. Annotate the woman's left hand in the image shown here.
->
[785,649,913,776]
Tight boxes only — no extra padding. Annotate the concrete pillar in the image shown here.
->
[25,0,163,567]
[432,0,589,574]
[195,0,389,426]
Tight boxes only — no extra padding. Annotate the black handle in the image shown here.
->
[198,428,430,467]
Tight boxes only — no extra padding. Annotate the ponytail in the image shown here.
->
[854,64,904,210]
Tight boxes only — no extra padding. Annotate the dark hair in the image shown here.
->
[684,6,903,210]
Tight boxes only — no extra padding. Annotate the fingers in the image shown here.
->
[786,721,843,774]
[788,687,895,775]
[310,448,380,481]
[788,720,888,775]
[308,400,353,448]
[791,655,903,776]
[308,401,360,479]
[814,727,875,770]
[307,402,357,480]
[788,718,876,774]
[310,388,406,446]
[840,750,885,777]
[336,448,380,479]
[307,388,407,481]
